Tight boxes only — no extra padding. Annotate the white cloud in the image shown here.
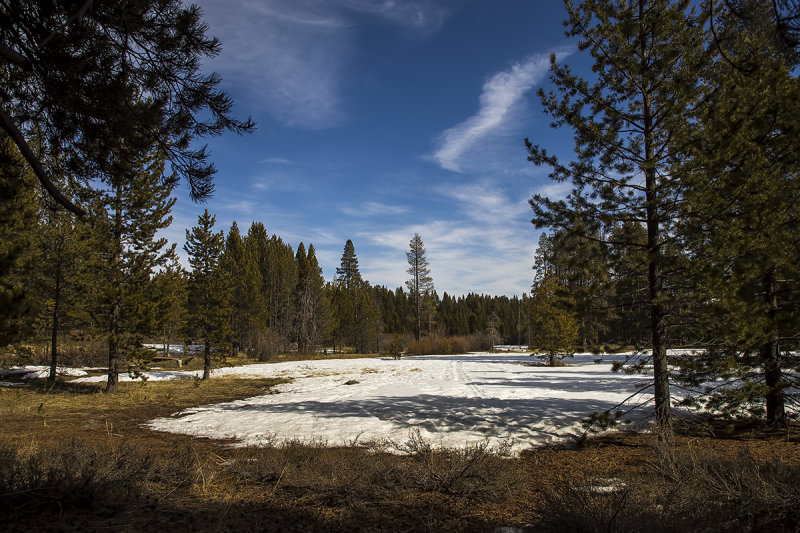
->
[431,54,552,172]
[533,181,571,202]
[340,201,409,217]
[353,180,536,296]
[196,0,457,129]
[334,0,453,32]
[259,157,294,165]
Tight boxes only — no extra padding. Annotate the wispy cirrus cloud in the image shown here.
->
[431,54,554,173]
[533,181,572,202]
[340,201,409,217]
[354,178,536,296]
[259,157,294,165]
[196,0,458,129]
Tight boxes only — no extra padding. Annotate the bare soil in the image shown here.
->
[1,375,798,532]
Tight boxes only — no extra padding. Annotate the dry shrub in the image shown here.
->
[397,429,497,495]
[648,442,800,530]
[227,441,402,504]
[406,334,489,355]
[0,440,149,518]
[60,333,108,367]
[243,329,283,361]
[537,441,800,532]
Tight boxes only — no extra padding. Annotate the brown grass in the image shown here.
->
[1,376,798,532]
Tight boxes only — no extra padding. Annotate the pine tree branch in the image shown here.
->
[0,43,29,68]
[0,107,85,217]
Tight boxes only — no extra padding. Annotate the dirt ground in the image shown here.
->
[1,376,798,532]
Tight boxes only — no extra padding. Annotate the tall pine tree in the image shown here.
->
[527,0,708,431]
[676,1,800,425]
[406,233,435,341]
[79,148,176,393]
[185,209,231,379]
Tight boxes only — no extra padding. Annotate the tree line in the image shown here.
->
[2,0,798,434]
[2,169,537,391]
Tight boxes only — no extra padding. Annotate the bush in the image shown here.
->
[405,334,489,355]
[397,429,494,495]
[537,443,800,532]
[0,440,149,518]
[244,328,283,361]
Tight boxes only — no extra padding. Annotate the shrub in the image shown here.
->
[537,443,800,532]
[405,334,488,355]
[0,440,149,518]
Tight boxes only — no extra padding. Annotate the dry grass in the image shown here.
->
[1,375,799,532]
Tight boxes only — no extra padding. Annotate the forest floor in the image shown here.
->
[1,356,799,531]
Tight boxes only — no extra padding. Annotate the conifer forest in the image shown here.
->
[1,1,799,531]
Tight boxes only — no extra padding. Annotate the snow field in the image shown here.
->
[128,352,658,454]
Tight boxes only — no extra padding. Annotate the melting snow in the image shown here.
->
[133,352,658,453]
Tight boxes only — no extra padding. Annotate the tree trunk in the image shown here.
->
[106,184,123,393]
[203,341,211,380]
[640,0,671,434]
[761,269,785,427]
[48,261,61,381]
[106,329,119,393]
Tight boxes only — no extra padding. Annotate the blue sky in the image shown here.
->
[166,0,580,297]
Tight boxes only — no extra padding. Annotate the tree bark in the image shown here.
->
[48,260,61,381]
[203,341,211,380]
[640,0,671,434]
[761,269,785,426]
[106,322,119,393]
[105,184,123,393]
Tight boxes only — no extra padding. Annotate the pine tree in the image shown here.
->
[185,209,231,379]
[2,0,254,215]
[676,2,800,425]
[607,222,650,348]
[527,0,708,431]
[243,222,272,358]
[332,240,378,353]
[528,273,579,366]
[534,226,612,351]
[266,235,298,349]
[222,222,266,357]
[336,239,362,291]
[38,195,84,379]
[150,257,188,360]
[0,136,39,346]
[295,243,328,355]
[78,148,176,392]
[406,233,435,341]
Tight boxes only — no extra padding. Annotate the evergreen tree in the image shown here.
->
[295,243,328,354]
[37,196,83,379]
[150,257,188,360]
[607,221,650,348]
[243,222,273,357]
[185,209,231,379]
[78,148,176,392]
[527,0,708,430]
[266,235,298,349]
[406,233,435,341]
[2,0,254,215]
[534,227,612,351]
[676,2,800,425]
[332,240,378,353]
[0,136,39,346]
[528,273,579,366]
[222,221,266,356]
[336,239,362,290]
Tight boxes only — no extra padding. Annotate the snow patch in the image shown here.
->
[142,352,657,454]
